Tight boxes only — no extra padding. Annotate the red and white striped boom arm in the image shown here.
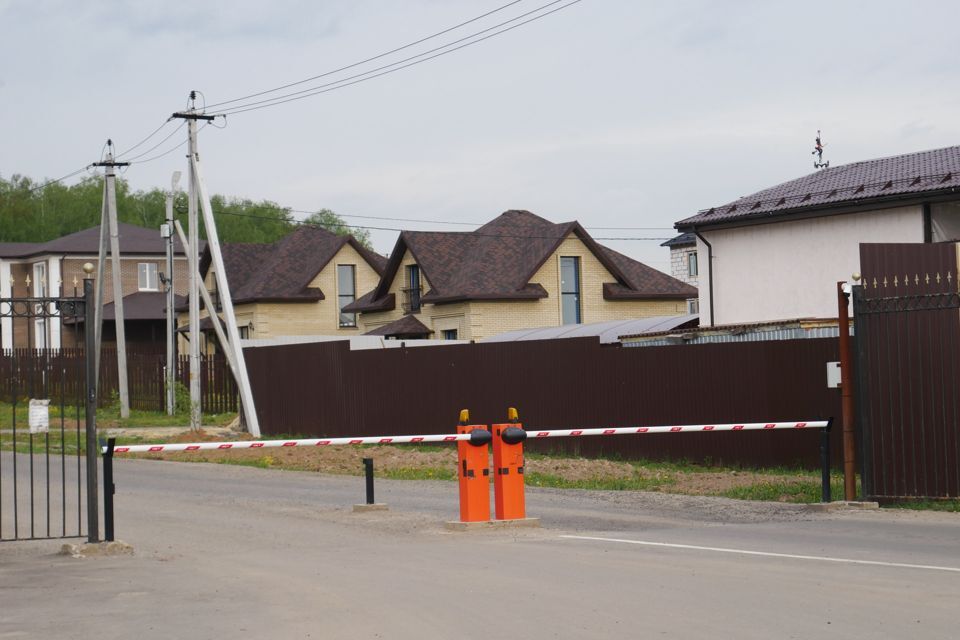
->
[105,421,828,455]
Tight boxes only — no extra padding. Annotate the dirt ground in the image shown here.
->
[131,429,821,498]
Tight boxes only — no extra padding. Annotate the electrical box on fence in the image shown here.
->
[827,361,841,389]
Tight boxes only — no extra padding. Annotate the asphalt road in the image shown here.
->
[2,456,959,639]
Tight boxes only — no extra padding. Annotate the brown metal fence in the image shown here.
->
[1,348,237,414]
[244,337,842,469]
[854,242,960,500]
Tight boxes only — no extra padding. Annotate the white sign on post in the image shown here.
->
[29,399,50,434]
[826,362,842,389]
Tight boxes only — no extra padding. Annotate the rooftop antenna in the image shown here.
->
[812,130,830,169]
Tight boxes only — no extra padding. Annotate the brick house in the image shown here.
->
[344,210,697,340]
[0,222,192,350]
[676,144,960,325]
[182,225,386,351]
[660,232,699,314]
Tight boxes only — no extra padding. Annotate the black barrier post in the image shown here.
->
[820,419,833,503]
[363,458,375,505]
[101,437,116,541]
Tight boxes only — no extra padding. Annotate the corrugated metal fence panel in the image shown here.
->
[860,242,958,299]
[629,325,842,347]
[855,243,960,499]
[244,337,842,469]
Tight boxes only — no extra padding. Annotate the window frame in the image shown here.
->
[560,256,582,325]
[337,264,357,328]
[687,251,698,277]
[138,262,159,292]
[405,264,422,313]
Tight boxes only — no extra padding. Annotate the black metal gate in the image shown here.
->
[1,279,100,542]
[853,243,960,501]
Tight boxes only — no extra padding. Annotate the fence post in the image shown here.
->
[820,419,833,503]
[101,437,116,542]
[83,274,100,543]
[363,457,375,505]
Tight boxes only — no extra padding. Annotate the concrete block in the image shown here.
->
[444,518,541,531]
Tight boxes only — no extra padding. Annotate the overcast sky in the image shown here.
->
[2,0,959,272]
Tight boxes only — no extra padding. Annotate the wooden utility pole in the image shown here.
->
[92,143,131,418]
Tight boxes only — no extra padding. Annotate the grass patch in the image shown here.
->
[0,401,237,431]
[380,467,456,481]
[884,499,960,512]
[715,475,849,504]
[526,471,674,492]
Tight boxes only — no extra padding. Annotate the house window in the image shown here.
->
[688,251,698,277]
[33,262,47,297]
[33,262,48,348]
[404,264,422,313]
[560,256,581,325]
[138,263,159,291]
[687,299,699,314]
[338,264,357,328]
[443,329,458,340]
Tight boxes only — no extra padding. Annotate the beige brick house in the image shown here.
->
[182,226,385,352]
[1,222,192,350]
[345,210,697,341]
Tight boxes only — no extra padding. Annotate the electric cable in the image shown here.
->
[219,1,582,116]
[206,0,526,109]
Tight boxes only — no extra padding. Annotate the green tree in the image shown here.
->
[302,208,371,248]
[0,172,364,247]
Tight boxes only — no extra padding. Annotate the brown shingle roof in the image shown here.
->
[202,226,386,304]
[347,210,695,312]
[0,223,196,258]
[364,314,432,338]
[102,292,186,321]
[678,144,960,229]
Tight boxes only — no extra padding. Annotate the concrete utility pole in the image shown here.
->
[163,171,182,416]
[172,92,261,437]
[92,142,131,418]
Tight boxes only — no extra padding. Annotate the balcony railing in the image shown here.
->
[401,287,422,314]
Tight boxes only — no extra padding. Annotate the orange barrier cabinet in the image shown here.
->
[456,410,492,522]
[492,407,527,521]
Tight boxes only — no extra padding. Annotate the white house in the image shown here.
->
[675,145,960,325]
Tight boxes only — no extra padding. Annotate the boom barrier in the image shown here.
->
[100,412,833,537]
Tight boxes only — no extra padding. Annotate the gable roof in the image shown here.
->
[677,144,960,230]
[346,210,695,312]
[363,314,432,338]
[202,225,386,304]
[0,222,195,258]
[660,233,695,248]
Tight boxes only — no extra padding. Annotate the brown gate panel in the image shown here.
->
[855,242,960,500]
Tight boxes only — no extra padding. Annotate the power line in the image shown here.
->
[219,1,582,116]
[131,123,209,165]
[122,121,187,163]
[218,0,567,115]
[21,166,94,194]
[190,206,669,242]
[114,118,178,159]
[206,0,526,110]
[289,209,672,231]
